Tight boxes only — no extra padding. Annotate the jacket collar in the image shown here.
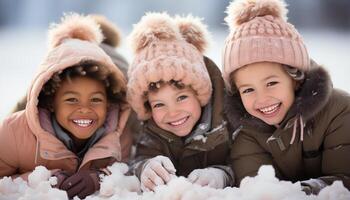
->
[224,62,333,131]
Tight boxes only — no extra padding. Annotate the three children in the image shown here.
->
[1,0,349,197]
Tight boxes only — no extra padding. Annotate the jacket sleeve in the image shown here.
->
[303,92,350,194]
[230,130,276,186]
[119,125,134,163]
[0,116,20,178]
[128,131,166,178]
[120,111,142,162]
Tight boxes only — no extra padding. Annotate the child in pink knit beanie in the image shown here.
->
[223,0,350,194]
[127,12,233,191]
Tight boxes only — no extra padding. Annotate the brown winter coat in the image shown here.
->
[225,63,350,194]
[0,39,131,180]
[130,57,233,185]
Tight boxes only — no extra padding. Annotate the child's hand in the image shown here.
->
[60,169,102,199]
[187,167,227,189]
[140,155,176,192]
[51,170,73,188]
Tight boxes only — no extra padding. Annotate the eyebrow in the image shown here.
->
[237,83,251,90]
[237,75,278,89]
[148,99,161,104]
[263,75,278,81]
[62,91,105,96]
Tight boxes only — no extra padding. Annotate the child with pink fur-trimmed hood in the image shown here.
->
[127,12,234,192]
[0,14,130,199]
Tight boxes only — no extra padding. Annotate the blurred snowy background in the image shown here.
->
[0,0,349,121]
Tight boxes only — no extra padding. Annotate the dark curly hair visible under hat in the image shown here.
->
[38,60,126,111]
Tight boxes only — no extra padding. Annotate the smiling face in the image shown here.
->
[232,62,296,126]
[148,84,202,137]
[53,76,108,140]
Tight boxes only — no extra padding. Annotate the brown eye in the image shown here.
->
[241,88,254,94]
[65,98,78,103]
[152,103,164,108]
[91,97,103,103]
[267,81,278,87]
[177,95,187,101]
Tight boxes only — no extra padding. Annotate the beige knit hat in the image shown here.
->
[127,12,212,120]
[222,0,310,92]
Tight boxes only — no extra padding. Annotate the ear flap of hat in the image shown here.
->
[90,14,121,48]
[48,13,103,50]
[225,0,288,30]
[174,15,210,53]
[129,12,182,53]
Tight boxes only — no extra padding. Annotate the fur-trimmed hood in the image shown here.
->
[0,14,131,179]
[224,61,333,131]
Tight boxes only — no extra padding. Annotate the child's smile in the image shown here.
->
[257,103,281,116]
[72,119,94,128]
[167,116,189,126]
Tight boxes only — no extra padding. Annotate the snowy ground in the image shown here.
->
[0,29,349,121]
[1,163,349,200]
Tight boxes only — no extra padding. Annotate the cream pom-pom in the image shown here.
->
[48,13,103,49]
[174,15,210,53]
[129,12,182,53]
[90,14,121,47]
[225,0,288,30]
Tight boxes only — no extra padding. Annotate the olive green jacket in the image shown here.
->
[225,63,350,194]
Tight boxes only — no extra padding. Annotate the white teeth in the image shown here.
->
[169,117,188,126]
[73,119,93,127]
[259,104,279,114]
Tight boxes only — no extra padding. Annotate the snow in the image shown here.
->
[0,166,67,200]
[1,164,349,200]
[193,135,207,143]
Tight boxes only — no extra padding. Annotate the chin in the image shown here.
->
[262,118,283,126]
[173,130,191,137]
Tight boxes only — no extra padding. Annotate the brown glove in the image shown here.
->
[60,169,102,199]
[52,170,74,189]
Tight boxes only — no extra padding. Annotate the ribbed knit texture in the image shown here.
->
[128,40,211,120]
[127,13,212,120]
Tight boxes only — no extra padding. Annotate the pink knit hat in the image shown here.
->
[222,0,310,92]
[127,13,212,120]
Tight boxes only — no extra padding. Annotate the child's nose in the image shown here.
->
[77,106,92,114]
[167,107,180,117]
[255,91,269,105]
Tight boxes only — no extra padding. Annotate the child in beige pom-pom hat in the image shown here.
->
[0,14,131,199]
[127,12,234,191]
[222,0,350,195]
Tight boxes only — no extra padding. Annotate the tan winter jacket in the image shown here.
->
[0,38,131,180]
[225,63,350,194]
[130,57,234,186]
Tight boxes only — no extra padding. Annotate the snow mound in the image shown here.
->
[0,164,349,200]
